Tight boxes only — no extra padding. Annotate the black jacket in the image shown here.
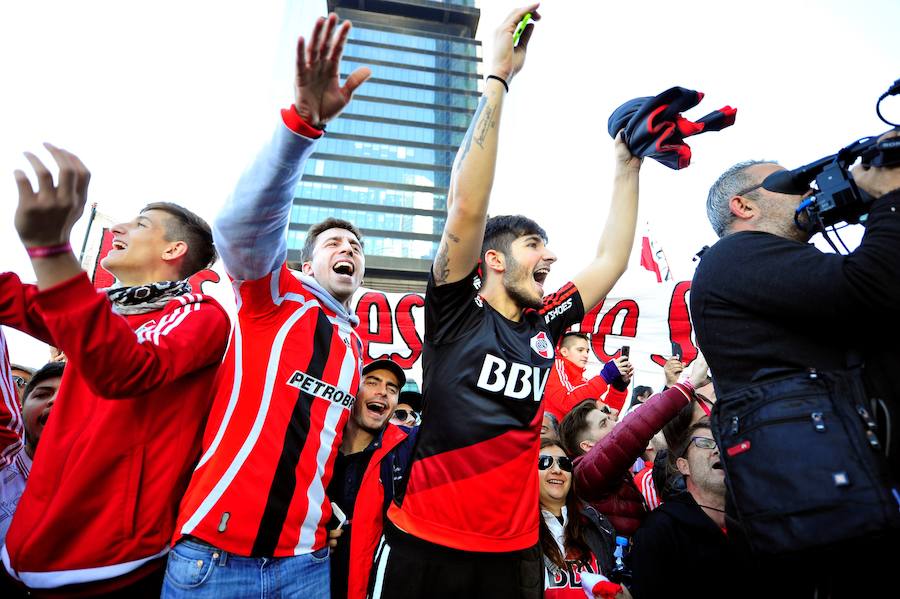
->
[691,190,900,476]
[627,492,746,599]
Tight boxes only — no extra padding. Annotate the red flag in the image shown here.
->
[640,236,663,283]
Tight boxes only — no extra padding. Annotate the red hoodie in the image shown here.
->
[543,357,627,420]
[0,272,229,590]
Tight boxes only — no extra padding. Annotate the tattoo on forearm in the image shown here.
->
[433,239,451,284]
[473,101,497,150]
[447,232,460,243]
[454,95,488,173]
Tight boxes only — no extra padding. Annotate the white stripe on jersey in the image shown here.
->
[180,300,321,536]
[0,329,24,461]
[556,360,575,392]
[294,326,358,553]
[195,318,245,470]
[156,303,199,341]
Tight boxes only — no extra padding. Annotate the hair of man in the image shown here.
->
[538,438,593,571]
[560,331,589,350]
[480,214,548,265]
[22,361,65,403]
[300,217,364,264]
[560,400,600,458]
[706,160,776,238]
[141,202,217,278]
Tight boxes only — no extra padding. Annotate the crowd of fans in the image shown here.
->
[1,3,898,598]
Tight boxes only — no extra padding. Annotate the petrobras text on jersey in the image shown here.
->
[543,297,574,324]
[286,371,355,408]
[476,354,550,402]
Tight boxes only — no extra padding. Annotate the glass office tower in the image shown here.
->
[286,0,482,291]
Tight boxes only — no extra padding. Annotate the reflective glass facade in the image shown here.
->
[289,1,481,277]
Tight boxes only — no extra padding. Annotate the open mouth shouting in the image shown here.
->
[533,267,550,293]
[711,460,723,470]
[364,399,388,419]
[332,260,355,281]
[110,239,127,252]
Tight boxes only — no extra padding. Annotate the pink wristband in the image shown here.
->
[26,242,72,259]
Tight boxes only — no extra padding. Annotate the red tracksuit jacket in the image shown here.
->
[0,272,229,590]
[543,357,628,420]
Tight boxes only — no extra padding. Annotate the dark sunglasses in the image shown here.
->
[12,376,26,389]
[538,454,573,472]
[391,409,420,425]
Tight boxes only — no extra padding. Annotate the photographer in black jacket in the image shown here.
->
[691,130,900,597]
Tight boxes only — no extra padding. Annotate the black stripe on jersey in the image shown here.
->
[251,310,334,556]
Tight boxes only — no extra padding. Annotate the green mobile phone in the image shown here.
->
[512,12,532,46]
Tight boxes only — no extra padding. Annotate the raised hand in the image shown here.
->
[14,143,90,248]
[294,13,372,128]
[491,4,541,83]
[614,131,642,172]
[613,355,634,384]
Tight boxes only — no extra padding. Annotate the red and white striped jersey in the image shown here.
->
[0,327,24,468]
[0,327,29,545]
[634,465,661,511]
[175,264,362,557]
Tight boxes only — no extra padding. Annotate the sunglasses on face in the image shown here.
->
[12,376,26,389]
[538,454,573,472]
[391,409,420,425]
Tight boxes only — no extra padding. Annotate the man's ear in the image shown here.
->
[559,345,570,359]
[729,194,757,221]
[676,456,691,477]
[162,241,189,264]
[483,248,505,274]
[579,439,594,455]
[301,261,314,276]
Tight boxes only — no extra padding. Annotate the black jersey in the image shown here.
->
[388,267,584,551]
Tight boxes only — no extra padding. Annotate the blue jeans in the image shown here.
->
[162,538,330,598]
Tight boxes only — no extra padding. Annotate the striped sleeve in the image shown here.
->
[0,328,24,468]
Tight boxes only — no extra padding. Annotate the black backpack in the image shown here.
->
[711,368,900,555]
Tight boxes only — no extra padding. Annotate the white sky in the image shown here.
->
[2,0,899,367]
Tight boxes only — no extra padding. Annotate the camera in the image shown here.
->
[760,78,900,235]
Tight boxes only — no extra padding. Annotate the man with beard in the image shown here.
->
[628,419,745,599]
[370,5,643,598]
[327,359,416,599]
[691,132,900,596]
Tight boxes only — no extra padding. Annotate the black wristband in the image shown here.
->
[486,74,509,93]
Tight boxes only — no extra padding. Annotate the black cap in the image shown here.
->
[398,390,423,413]
[362,359,406,388]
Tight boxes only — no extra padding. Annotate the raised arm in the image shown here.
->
[214,14,371,281]
[571,135,642,310]
[432,4,540,285]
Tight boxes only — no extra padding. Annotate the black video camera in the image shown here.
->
[760,78,900,233]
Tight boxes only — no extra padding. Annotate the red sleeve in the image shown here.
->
[34,273,230,399]
[574,383,693,498]
[0,272,55,345]
[0,329,24,466]
[543,359,610,418]
[600,386,627,412]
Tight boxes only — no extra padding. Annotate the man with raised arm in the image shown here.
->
[166,14,371,598]
[1,145,228,596]
[369,5,643,598]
